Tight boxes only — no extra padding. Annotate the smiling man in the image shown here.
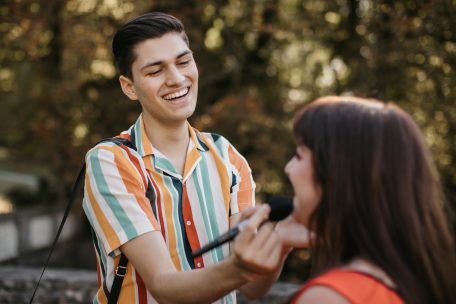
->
[82,12,299,304]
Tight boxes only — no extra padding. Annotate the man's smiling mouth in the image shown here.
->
[163,87,190,101]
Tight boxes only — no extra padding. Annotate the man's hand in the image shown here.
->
[230,205,283,282]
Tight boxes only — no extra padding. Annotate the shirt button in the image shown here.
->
[197,262,201,268]
[186,220,192,226]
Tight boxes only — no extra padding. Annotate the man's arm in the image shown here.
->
[121,204,283,304]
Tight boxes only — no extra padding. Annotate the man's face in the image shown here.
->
[120,32,199,126]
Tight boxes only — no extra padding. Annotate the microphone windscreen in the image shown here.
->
[266,196,293,221]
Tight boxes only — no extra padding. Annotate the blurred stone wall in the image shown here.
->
[0,266,300,303]
[0,267,97,304]
[0,209,80,262]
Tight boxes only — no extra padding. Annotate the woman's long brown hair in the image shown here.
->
[293,96,456,303]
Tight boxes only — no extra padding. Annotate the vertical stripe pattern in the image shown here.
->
[83,115,256,303]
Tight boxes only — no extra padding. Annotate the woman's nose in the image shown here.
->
[284,159,292,176]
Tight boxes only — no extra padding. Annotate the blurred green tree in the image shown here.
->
[1,0,455,280]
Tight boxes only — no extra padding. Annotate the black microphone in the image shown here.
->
[191,196,293,257]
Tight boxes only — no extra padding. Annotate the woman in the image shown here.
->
[286,96,456,303]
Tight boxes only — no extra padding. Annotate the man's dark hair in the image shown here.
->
[112,12,189,79]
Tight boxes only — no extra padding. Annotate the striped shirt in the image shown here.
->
[83,115,255,304]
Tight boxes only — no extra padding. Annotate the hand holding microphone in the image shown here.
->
[191,196,293,257]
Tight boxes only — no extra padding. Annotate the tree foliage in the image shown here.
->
[1,0,455,224]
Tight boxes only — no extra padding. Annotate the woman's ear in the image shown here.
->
[119,75,138,100]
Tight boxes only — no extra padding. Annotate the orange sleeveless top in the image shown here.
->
[290,269,404,304]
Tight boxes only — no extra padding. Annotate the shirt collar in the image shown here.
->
[129,114,209,158]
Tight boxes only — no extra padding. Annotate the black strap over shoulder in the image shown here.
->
[108,253,129,304]
[29,137,145,304]
[28,163,86,304]
[98,137,137,150]
[98,138,134,304]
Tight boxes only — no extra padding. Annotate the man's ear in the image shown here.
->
[119,75,138,100]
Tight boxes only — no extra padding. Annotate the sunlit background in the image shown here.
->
[1,0,455,280]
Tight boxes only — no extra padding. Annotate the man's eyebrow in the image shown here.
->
[140,50,193,71]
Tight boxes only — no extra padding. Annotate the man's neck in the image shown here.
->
[142,115,190,175]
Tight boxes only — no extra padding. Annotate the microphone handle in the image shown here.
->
[191,224,245,257]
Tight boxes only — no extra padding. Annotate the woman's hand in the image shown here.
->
[276,215,315,249]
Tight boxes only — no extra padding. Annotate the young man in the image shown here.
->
[83,12,304,303]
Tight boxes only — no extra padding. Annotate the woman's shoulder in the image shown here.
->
[291,260,403,304]
[341,259,397,289]
[292,284,350,304]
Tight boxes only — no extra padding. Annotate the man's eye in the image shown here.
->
[147,70,161,76]
[178,60,190,65]
[295,152,301,160]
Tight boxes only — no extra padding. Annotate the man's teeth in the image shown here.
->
[163,88,189,100]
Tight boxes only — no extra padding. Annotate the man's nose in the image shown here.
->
[166,65,185,86]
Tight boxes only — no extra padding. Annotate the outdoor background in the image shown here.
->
[1,0,455,282]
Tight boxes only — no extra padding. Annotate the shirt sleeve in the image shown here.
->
[227,142,256,214]
[83,143,160,257]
